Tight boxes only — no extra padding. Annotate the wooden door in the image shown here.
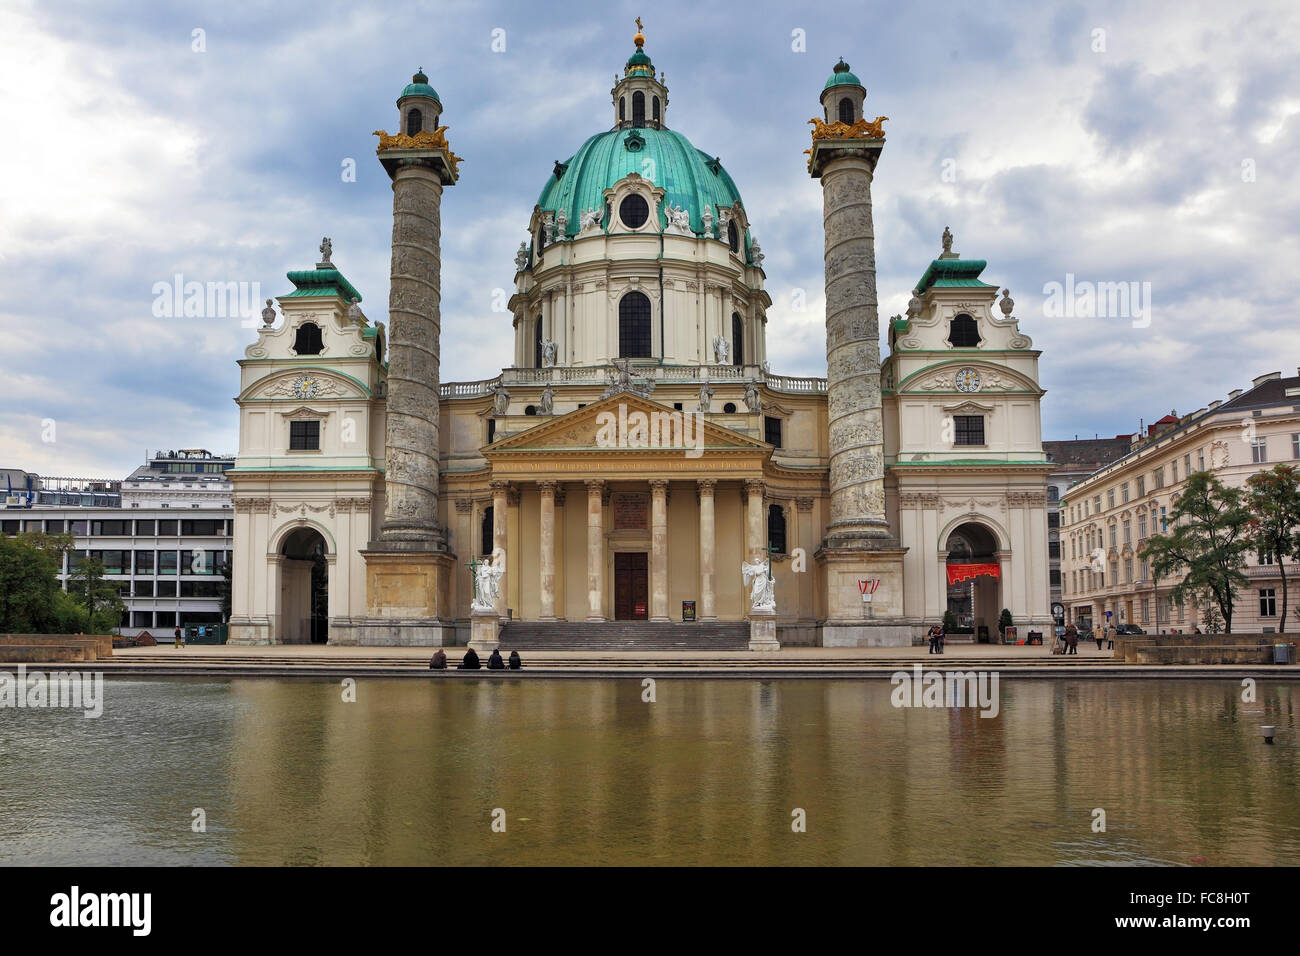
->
[614,552,648,620]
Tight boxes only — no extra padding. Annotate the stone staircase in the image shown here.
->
[497,620,750,651]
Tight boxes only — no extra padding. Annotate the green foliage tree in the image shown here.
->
[0,534,62,632]
[941,609,957,633]
[219,558,233,622]
[1244,464,1300,631]
[1140,471,1252,634]
[67,556,125,633]
[998,608,1014,634]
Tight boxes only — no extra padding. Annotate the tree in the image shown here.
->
[0,534,62,632]
[1140,472,1252,634]
[67,557,125,633]
[942,609,958,633]
[1244,464,1300,631]
[218,559,233,622]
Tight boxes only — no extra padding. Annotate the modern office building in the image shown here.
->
[1,450,234,638]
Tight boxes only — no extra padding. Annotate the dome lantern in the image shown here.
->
[612,17,668,130]
[820,58,866,126]
[396,67,442,137]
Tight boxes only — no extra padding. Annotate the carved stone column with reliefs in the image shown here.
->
[808,66,909,647]
[491,480,510,620]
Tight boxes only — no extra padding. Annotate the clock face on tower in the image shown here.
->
[955,367,981,393]
[292,374,319,399]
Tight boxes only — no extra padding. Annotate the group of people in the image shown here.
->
[926,623,946,654]
[429,647,522,671]
[1057,621,1117,654]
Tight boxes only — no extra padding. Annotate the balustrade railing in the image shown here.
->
[437,363,827,399]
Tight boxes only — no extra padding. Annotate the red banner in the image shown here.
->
[947,562,1000,586]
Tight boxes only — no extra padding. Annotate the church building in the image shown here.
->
[227,26,1053,648]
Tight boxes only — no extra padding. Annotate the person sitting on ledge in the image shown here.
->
[487,648,505,670]
[508,650,522,670]
[458,648,481,670]
[429,649,447,670]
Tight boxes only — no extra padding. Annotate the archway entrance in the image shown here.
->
[281,527,329,644]
[944,523,1001,643]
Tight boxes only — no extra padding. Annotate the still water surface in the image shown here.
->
[2,677,1297,866]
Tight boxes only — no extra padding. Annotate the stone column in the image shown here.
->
[491,480,509,619]
[538,481,556,620]
[585,479,605,621]
[650,480,669,621]
[808,135,891,547]
[744,479,765,560]
[698,479,717,621]
[377,163,448,545]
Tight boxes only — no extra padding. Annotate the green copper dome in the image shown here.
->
[625,48,654,76]
[399,68,440,102]
[536,126,752,258]
[823,58,862,90]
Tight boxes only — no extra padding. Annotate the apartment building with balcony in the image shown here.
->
[1060,370,1300,633]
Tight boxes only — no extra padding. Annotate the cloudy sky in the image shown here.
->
[1,0,1298,478]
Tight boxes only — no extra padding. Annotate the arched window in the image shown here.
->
[534,316,543,368]
[948,313,981,347]
[732,312,744,366]
[632,91,645,127]
[619,291,652,358]
[652,96,660,126]
[837,98,853,125]
[768,504,787,554]
[406,108,422,136]
[536,225,545,255]
[292,322,323,355]
[619,97,626,124]
[727,219,740,253]
[481,506,493,557]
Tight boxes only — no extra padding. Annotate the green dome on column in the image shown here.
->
[399,68,440,102]
[823,58,862,89]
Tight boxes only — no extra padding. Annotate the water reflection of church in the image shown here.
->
[226,25,1054,648]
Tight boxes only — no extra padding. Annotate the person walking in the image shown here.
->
[1067,623,1079,655]
[174,625,185,649]
[1104,623,1116,650]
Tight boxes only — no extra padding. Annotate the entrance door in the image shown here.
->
[614,552,648,620]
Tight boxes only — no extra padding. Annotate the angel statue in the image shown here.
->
[712,334,730,365]
[492,383,511,416]
[471,549,506,612]
[741,552,776,612]
[541,338,558,367]
[579,207,603,231]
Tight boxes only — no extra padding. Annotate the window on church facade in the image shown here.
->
[481,507,493,557]
[727,220,740,253]
[619,97,625,123]
[487,419,495,444]
[292,322,324,355]
[618,291,652,358]
[732,312,744,366]
[838,98,853,124]
[632,91,645,127]
[289,421,320,451]
[768,504,787,554]
[652,96,660,126]
[534,316,543,368]
[948,314,980,347]
[406,108,422,136]
[764,415,782,447]
[953,415,984,446]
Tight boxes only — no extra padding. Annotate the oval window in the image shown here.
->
[619,194,649,229]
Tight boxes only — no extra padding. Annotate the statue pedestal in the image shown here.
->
[817,544,912,647]
[469,610,500,653]
[748,609,780,652]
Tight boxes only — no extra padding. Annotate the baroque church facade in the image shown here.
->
[228,28,1053,648]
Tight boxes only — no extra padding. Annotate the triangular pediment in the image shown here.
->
[484,392,771,456]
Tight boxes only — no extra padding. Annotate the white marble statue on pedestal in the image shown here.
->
[471,550,506,613]
[741,553,775,612]
[541,338,557,367]
[712,334,730,365]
